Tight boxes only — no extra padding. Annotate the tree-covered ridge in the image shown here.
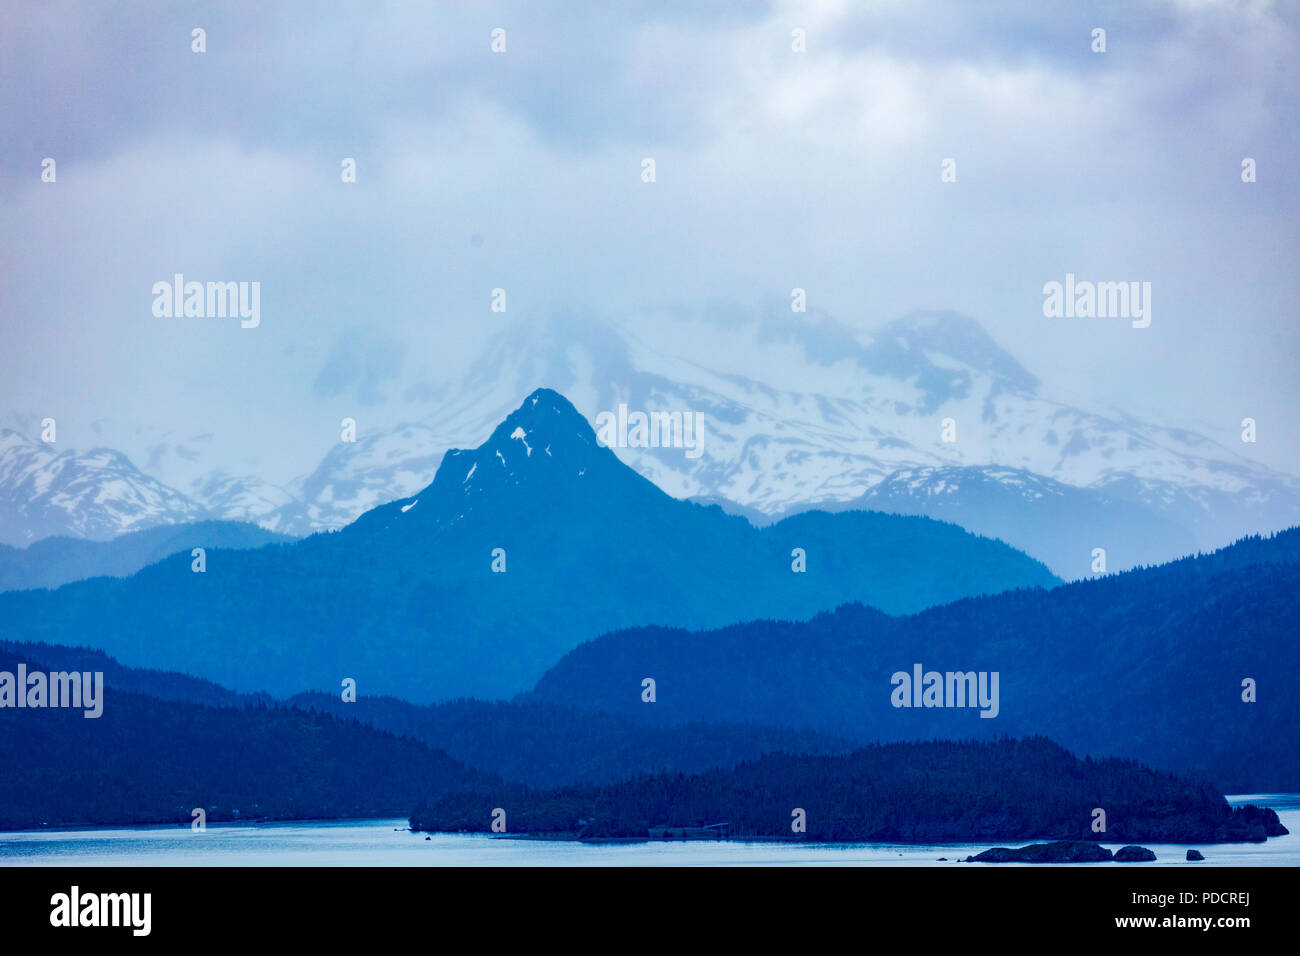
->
[0,649,491,831]
[1,639,858,790]
[289,692,854,788]
[410,737,1288,844]
[0,639,268,708]
[528,529,1300,791]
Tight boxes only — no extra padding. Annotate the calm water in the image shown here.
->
[2,795,1296,867]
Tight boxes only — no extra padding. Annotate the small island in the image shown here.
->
[964,842,1162,863]
[410,737,1290,846]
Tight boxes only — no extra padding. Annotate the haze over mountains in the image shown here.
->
[3,387,1294,812]
[9,630,1284,838]
[528,528,1300,792]
[0,389,1055,702]
[3,525,1295,832]
[0,520,290,593]
[3,311,1294,577]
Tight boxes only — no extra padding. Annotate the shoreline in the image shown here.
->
[3,803,1295,867]
[417,829,1290,848]
[4,793,1296,842]
[0,816,409,838]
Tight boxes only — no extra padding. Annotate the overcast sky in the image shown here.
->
[2,0,1297,487]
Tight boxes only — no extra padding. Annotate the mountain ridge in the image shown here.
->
[6,311,1295,576]
[526,527,1300,791]
[0,520,293,593]
[0,388,1058,703]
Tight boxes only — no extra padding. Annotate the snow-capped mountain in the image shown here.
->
[271,310,1299,570]
[846,465,1200,578]
[0,429,209,547]
[186,472,297,533]
[0,389,1055,702]
[5,309,1296,576]
[275,424,447,537]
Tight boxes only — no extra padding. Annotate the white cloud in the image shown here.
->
[1,0,1296,482]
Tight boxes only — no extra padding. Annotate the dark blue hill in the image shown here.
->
[0,647,489,831]
[411,736,1288,844]
[528,529,1300,790]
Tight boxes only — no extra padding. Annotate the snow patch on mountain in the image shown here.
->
[0,429,209,546]
[275,310,1298,557]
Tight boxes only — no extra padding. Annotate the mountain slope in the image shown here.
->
[849,465,1199,577]
[0,389,1057,703]
[527,528,1300,791]
[0,520,292,593]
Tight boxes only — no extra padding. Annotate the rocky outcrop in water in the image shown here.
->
[965,841,1115,863]
[1114,845,1157,862]
[1214,805,1288,842]
[966,841,1166,863]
